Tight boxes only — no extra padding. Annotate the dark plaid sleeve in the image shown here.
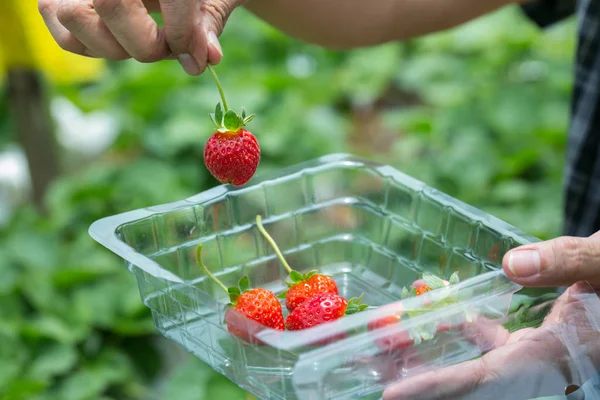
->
[521,0,577,28]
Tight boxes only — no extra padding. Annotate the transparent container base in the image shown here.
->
[90,153,552,400]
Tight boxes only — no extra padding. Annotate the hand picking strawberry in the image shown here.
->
[255,215,339,312]
[196,244,284,344]
[203,65,260,186]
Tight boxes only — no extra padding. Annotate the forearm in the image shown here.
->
[245,0,524,49]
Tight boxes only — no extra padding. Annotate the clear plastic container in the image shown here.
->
[89,153,543,400]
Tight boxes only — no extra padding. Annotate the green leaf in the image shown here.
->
[243,114,255,125]
[215,103,223,125]
[238,276,250,293]
[449,272,460,285]
[22,316,88,344]
[401,287,410,299]
[422,274,446,290]
[345,293,368,315]
[289,270,303,283]
[228,287,240,303]
[205,374,247,399]
[464,311,472,323]
[305,270,318,279]
[161,357,218,400]
[420,330,433,341]
[58,350,133,400]
[355,293,364,304]
[409,287,417,297]
[112,317,156,336]
[0,335,27,388]
[224,110,242,131]
[241,107,246,119]
[29,344,78,380]
[209,113,218,128]
[411,331,422,346]
[1,379,47,399]
[277,290,288,299]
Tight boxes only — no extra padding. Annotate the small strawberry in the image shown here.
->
[368,272,463,351]
[285,293,368,331]
[196,244,284,343]
[204,65,260,186]
[256,215,338,312]
[367,304,413,352]
[415,284,431,296]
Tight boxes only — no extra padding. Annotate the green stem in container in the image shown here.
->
[196,244,228,293]
[256,215,293,274]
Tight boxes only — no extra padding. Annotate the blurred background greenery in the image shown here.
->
[0,3,575,400]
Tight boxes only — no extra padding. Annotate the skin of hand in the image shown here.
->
[245,0,528,49]
[38,0,531,76]
[383,232,600,400]
[37,0,246,75]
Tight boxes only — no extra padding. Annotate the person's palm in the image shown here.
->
[383,282,600,400]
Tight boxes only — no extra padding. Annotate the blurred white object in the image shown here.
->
[0,145,31,225]
[51,97,119,157]
[286,53,316,78]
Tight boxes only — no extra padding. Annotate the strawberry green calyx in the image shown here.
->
[207,65,255,133]
[225,276,252,306]
[276,270,318,299]
[285,270,318,288]
[345,293,369,315]
[400,272,460,301]
[196,244,252,306]
[422,273,450,290]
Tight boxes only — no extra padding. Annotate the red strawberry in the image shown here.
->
[367,304,413,352]
[415,284,431,296]
[196,244,284,344]
[285,293,367,331]
[204,65,260,186]
[281,271,339,312]
[256,215,338,312]
[225,286,285,343]
[204,129,260,186]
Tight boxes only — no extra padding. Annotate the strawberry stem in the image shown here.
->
[196,244,228,293]
[256,215,293,274]
[207,65,229,112]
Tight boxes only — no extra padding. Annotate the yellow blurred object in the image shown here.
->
[0,0,105,83]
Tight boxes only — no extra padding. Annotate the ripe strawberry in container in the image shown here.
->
[196,244,284,344]
[285,293,368,346]
[256,215,338,312]
[368,273,462,352]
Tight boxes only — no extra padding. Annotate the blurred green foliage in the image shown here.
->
[0,5,574,400]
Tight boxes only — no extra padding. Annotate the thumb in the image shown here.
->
[503,231,600,287]
[201,0,244,65]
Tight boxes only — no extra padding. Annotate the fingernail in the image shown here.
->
[508,250,541,277]
[208,31,223,57]
[177,53,199,76]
